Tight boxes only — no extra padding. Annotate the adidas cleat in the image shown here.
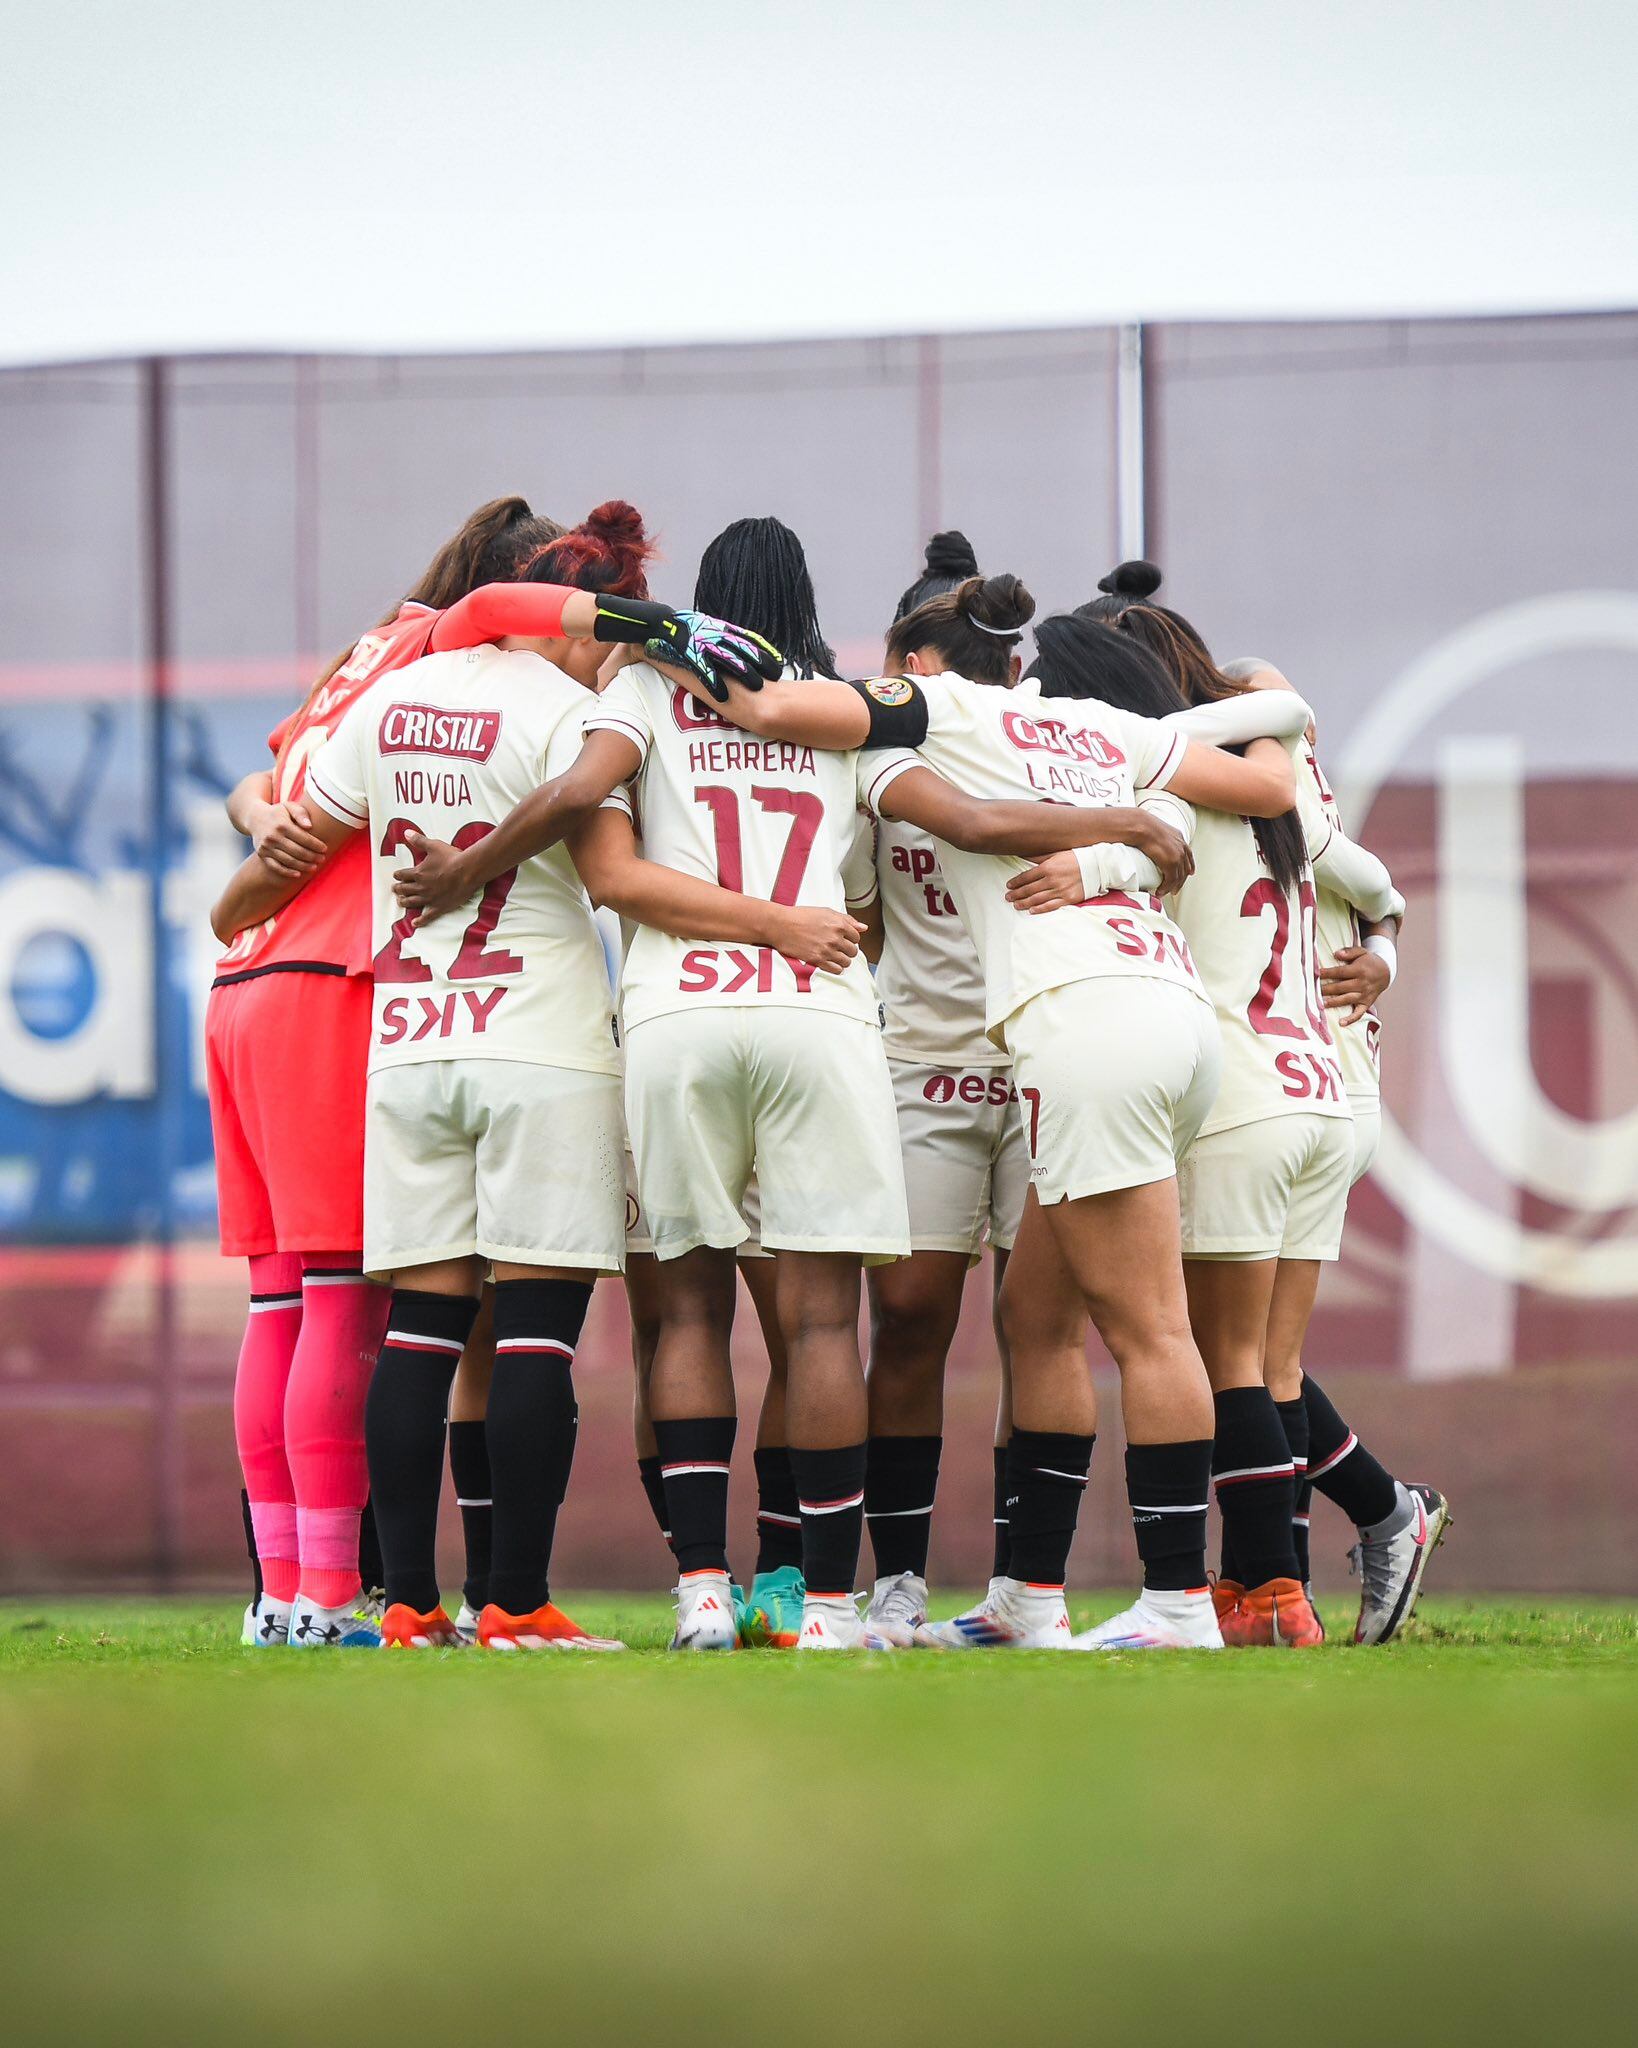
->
[915,1578,1071,1650]
[477,1601,625,1651]
[670,1571,738,1651]
[796,1595,892,1650]
[241,1595,292,1647]
[289,1593,384,1648]
[738,1565,805,1647]
[864,1570,929,1648]
[1072,1589,1223,1651]
[1350,1483,1452,1644]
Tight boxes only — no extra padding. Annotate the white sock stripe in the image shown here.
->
[455,1496,493,1508]
[660,1461,731,1477]
[494,1337,576,1356]
[755,1509,801,1527]
[1128,1501,1209,1515]
[800,1491,866,1515]
[248,1295,302,1312]
[864,1503,936,1518]
[1031,1466,1089,1485]
[1291,1457,1309,1470]
[1213,1461,1297,1485]
[1307,1432,1358,1479]
[301,1272,367,1288]
[382,1330,465,1353]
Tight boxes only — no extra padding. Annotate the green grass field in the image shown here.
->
[3,1594,1634,2048]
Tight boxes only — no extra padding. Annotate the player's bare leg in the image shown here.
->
[862,1249,967,1640]
[1183,1256,1319,1647]
[738,1255,806,1646]
[651,1247,740,1649]
[1008,1185,1222,1651]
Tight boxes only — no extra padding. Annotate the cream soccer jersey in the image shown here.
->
[866,799,998,1068]
[583,662,879,1032]
[858,673,1207,1042]
[306,644,619,1078]
[1294,743,1383,1103]
[1165,794,1350,1138]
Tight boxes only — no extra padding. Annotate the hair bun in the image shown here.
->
[584,499,647,547]
[1097,559,1162,599]
[924,529,979,580]
[960,572,1035,637]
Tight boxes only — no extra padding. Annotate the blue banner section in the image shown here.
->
[0,692,289,1242]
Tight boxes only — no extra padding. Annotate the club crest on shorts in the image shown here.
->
[863,677,914,706]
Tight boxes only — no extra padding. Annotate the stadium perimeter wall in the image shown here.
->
[1,314,1634,1592]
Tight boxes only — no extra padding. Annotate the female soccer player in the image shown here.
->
[212,495,567,1648]
[211,508,779,1648]
[859,532,1077,1646]
[1015,603,1445,1645]
[633,575,1319,1650]
[392,591,1189,1649]
[1218,654,1451,1641]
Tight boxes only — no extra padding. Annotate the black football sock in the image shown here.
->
[991,1444,1012,1579]
[1303,1374,1399,1529]
[365,1290,477,1613]
[1126,1440,1213,1592]
[357,1495,384,1599]
[1212,1387,1300,1589]
[1004,1430,1092,1587]
[790,1442,868,1597]
[241,1488,263,1607]
[637,1453,675,1556]
[447,1420,493,1612]
[1292,1478,1315,1584]
[485,1279,589,1615]
[1274,1394,1311,1584]
[655,1416,736,1576]
[865,1434,942,1579]
[753,1445,803,1574]
[1218,1518,1243,1586]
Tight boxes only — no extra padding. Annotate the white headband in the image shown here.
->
[965,613,1021,638]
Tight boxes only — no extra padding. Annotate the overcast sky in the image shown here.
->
[3,1,1635,365]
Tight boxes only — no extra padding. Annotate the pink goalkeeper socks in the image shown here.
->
[286,1257,389,1605]
[234,1254,303,1603]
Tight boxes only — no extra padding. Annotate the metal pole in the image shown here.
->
[142,355,182,1590]
[1115,322,1146,561]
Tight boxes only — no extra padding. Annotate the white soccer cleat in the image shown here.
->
[1070,1589,1223,1651]
[454,1601,481,1645]
[241,1595,291,1647]
[1350,1483,1452,1644]
[289,1592,384,1649]
[670,1571,738,1651]
[796,1595,892,1650]
[914,1577,1072,1650]
[864,1570,929,1647]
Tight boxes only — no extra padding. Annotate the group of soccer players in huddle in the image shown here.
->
[208,492,1448,1655]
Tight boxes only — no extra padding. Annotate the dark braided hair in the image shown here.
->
[694,517,840,679]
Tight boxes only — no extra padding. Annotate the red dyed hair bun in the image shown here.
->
[521,498,655,598]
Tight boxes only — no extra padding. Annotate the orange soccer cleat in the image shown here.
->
[1217,1577,1324,1648]
[380,1602,463,1650]
[477,1601,626,1652]
[1210,1577,1244,1628]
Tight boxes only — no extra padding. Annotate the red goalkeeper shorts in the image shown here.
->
[206,968,372,1258]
